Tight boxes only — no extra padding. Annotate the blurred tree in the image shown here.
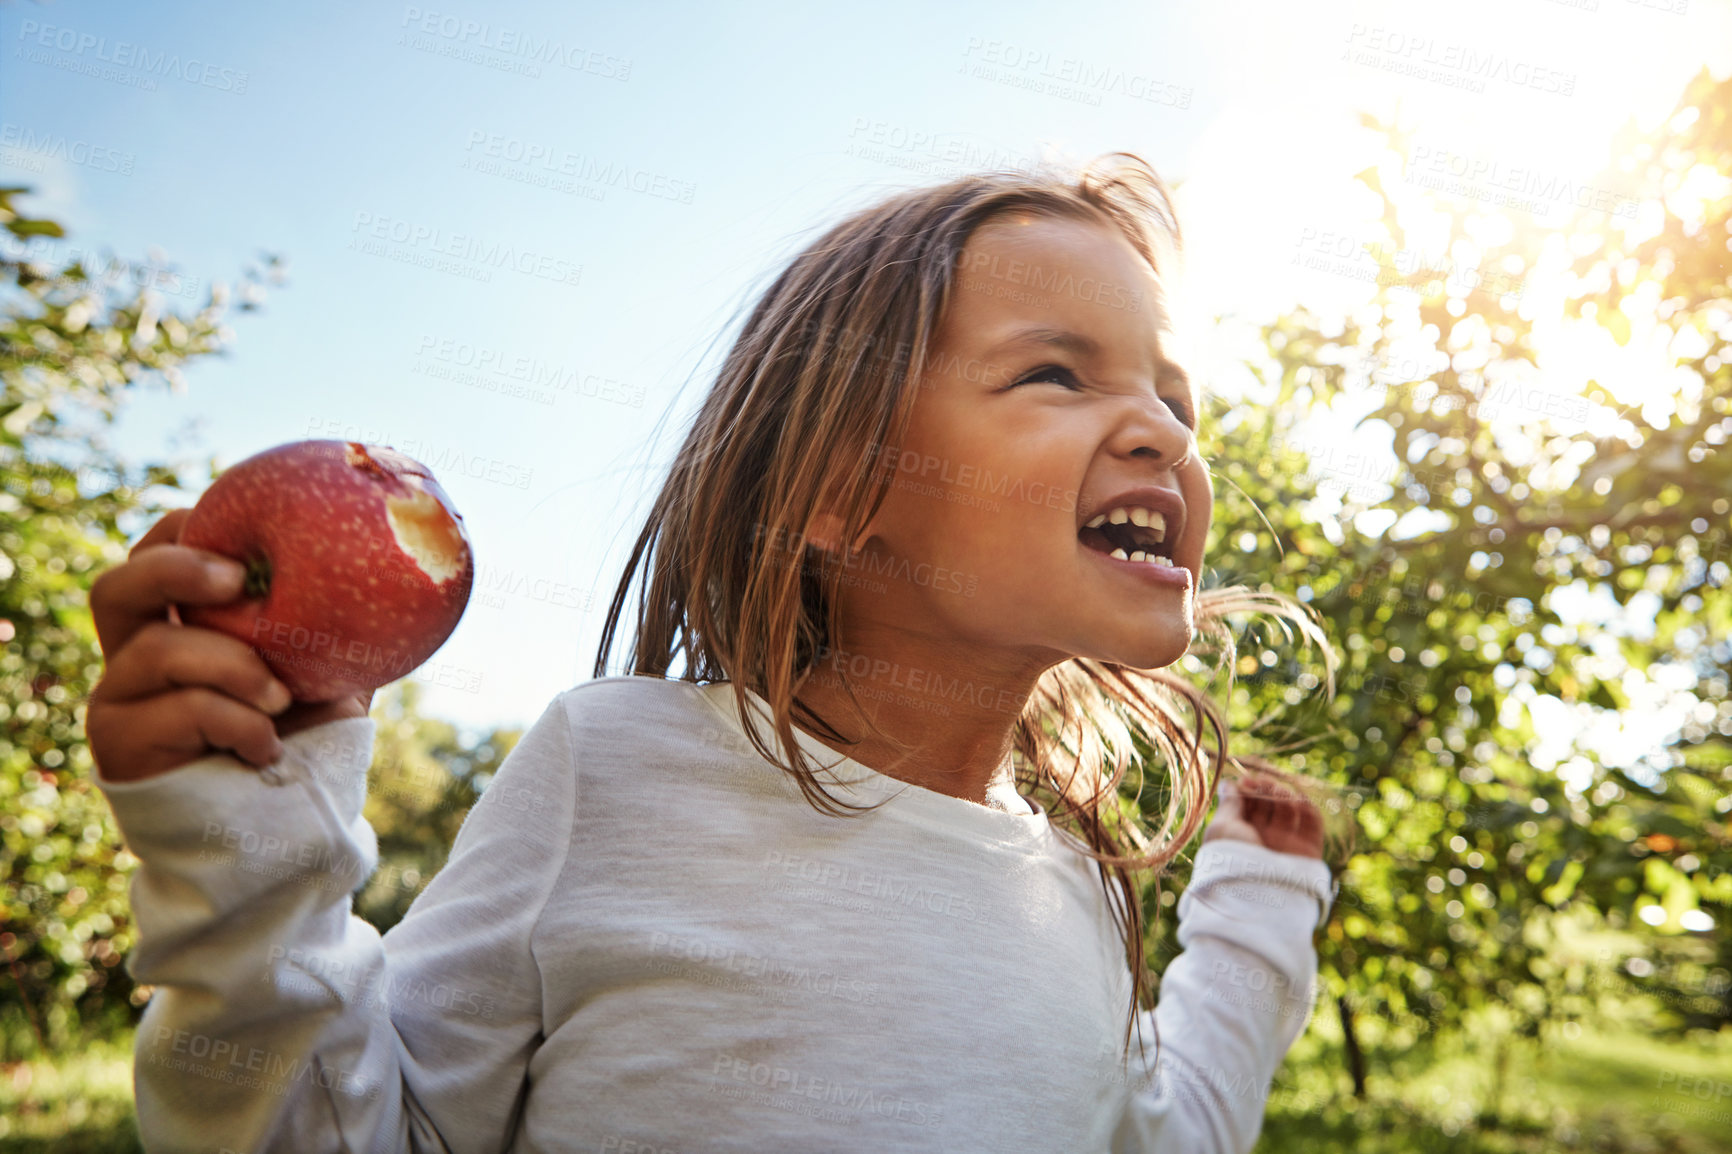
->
[0,183,528,1063]
[0,185,283,1058]
[356,678,521,934]
[1148,67,1732,1106]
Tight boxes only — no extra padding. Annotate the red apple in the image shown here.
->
[176,439,475,703]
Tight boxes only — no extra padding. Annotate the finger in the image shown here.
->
[1241,788,1270,828]
[131,508,196,632]
[128,508,193,559]
[89,689,284,783]
[1241,780,1299,834]
[90,544,249,660]
[1267,787,1307,837]
[1257,784,1322,847]
[1238,774,1286,800]
[95,621,292,716]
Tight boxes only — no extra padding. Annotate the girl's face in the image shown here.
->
[830,211,1211,675]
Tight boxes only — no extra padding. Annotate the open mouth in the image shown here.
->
[1078,518,1179,567]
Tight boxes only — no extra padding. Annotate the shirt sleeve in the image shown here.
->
[93,691,579,1154]
[1110,836,1337,1154]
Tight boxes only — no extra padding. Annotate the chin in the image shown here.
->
[1093,629,1191,672]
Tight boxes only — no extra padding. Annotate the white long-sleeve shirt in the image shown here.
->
[95,675,1337,1154]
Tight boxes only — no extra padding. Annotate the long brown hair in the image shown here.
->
[593,152,1340,1067]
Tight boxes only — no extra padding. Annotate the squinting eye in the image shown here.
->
[1016,365,1197,430]
[1162,395,1197,431]
[1015,364,1082,390]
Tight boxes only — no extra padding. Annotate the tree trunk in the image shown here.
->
[1487,1034,1510,1126]
[1337,994,1367,1099]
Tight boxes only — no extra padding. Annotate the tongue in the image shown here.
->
[1079,526,1121,555]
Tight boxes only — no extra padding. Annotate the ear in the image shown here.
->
[805,508,874,558]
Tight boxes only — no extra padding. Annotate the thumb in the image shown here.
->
[1203,776,1258,846]
[1210,777,1242,822]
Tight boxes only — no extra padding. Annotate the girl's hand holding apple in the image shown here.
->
[86,508,375,784]
[85,439,471,783]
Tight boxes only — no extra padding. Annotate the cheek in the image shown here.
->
[879,483,993,568]
[1183,469,1213,551]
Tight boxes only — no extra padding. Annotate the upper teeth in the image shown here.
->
[1086,506,1167,541]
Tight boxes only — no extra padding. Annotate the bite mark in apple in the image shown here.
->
[386,484,465,585]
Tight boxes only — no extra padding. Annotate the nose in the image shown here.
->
[1117,396,1195,472]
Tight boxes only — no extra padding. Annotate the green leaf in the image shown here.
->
[7,219,65,239]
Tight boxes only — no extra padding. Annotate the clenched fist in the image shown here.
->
[84,508,375,783]
[1202,774,1324,859]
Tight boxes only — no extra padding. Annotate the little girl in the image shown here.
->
[87,153,1340,1153]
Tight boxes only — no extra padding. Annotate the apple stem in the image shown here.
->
[243,554,272,600]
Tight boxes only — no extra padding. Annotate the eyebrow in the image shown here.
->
[984,325,1192,391]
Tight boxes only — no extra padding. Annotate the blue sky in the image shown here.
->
[3,0,1727,735]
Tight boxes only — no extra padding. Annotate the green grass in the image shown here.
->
[0,1034,141,1154]
[1259,1026,1732,1153]
[3,1025,1729,1151]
